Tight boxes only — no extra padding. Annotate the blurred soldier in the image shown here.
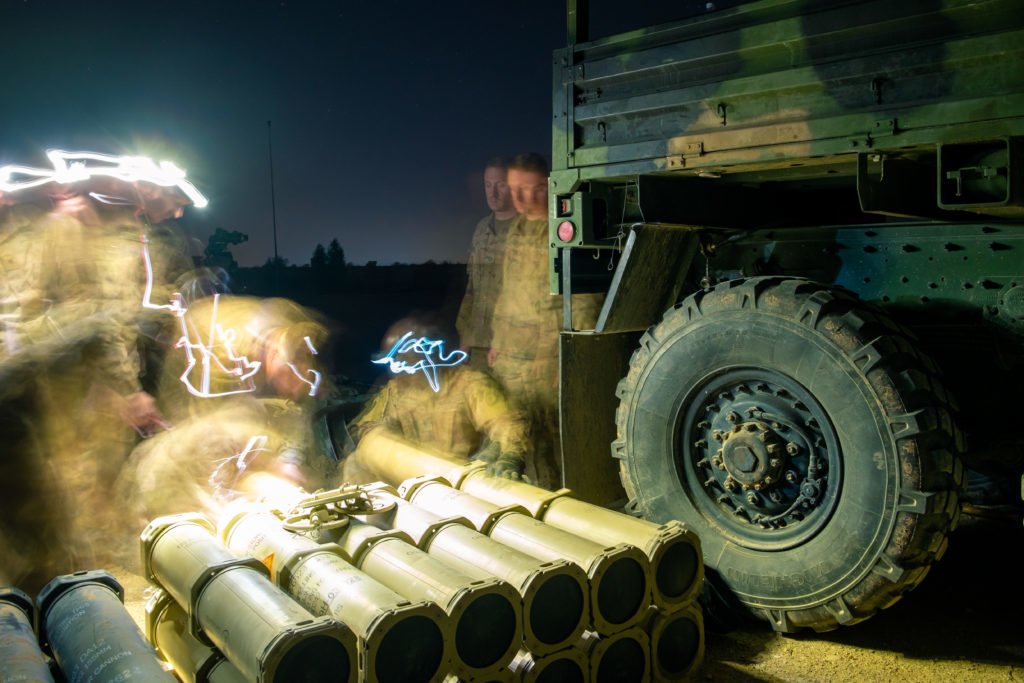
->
[115,295,351,558]
[488,153,603,489]
[343,316,530,485]
[456,157,518,370]
[0,160,198,587]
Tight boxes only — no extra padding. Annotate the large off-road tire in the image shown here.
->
[614,277,964,632]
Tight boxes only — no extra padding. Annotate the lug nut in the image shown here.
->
[769,458,781,468]
[746,492,758,505]
[786,442,800,455]
[785,470,798,483]
[725,412,739,423]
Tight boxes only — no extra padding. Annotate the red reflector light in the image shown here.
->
[557,221,576,242]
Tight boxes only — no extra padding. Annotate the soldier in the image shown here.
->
[116,294,351,554]
[488,153,603,489]
[343,316,531,485]
[456,157,518,370]
[0,161,198,587]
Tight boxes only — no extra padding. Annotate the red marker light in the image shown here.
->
[557,220,576,242]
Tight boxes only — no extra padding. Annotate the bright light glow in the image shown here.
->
[0,149,208,208]
[371,331,467,392]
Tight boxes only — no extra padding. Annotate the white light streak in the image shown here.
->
[0,149,208,208]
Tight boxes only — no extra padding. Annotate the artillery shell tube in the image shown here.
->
[220,508,449,683]
[581,627,651,683]
[371,491,589,655]
[145,589,247,683]
[141,513,356,683]
[338,519,522,681]
[36,570,174,683]
[508,647,588,683]
[460,469,705,609]
[357,428,467,486]
[0,586,56,683]
[646,604,704,682]
[405,480,652,635]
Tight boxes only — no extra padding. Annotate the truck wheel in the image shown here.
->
[614,277,964,632]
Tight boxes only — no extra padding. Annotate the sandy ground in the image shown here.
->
[700,512,1024,682]
[114,512,1023,682]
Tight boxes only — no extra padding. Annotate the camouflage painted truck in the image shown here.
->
[550,0,1024,632]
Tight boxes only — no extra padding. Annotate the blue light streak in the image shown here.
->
[371,331,467,392]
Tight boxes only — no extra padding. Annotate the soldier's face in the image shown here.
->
[483,166,511,213]
[508,169,548,220]
[136,182,189,223]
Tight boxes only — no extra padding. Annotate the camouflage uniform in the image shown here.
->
[344,364,530,484]
[116,397,344,543]
[0,207,168,585]
[456,212,517,370]
[489,215,603,489]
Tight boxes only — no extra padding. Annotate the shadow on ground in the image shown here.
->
[702,512,1024,681]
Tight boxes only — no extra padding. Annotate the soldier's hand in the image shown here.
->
[485,452,526,480]
[119,391,170,436]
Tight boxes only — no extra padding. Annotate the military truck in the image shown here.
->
[550,0,1024,632]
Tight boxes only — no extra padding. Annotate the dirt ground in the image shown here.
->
[700,512,1024,682]
[115,511,1022,682]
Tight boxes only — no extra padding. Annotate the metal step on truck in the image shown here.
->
[550,0,1024,633]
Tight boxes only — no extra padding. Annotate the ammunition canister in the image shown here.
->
[646,604,704,682]
[581,627,651,683]
[141,513,356,683]
[356,429,467,486]
[0,586,56,683]
[403,479,652,635]
[145,588,248,683]
[337,518,522,681]
[220,508,450,683]
[36,570,174,683]
[507,647,588,683]
[459,469,704,609]
[362,490,589,656]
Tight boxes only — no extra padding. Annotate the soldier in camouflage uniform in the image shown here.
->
[456,157,518,370]
[488,153,603,490]
[343,316,531,485]
[0,178,193,587]
[115,295,349,559]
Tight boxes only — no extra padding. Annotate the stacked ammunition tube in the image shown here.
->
[139,512,358,683]
[355,428,708,681]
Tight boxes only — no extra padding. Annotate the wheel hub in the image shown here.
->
[682,370,841,550]
[719,421,785,489]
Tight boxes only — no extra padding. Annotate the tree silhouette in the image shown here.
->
[311,243,328,270]
[203,228,248,271]
[326,238,346,269]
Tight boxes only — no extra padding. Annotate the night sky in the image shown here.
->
[0,1,693,267]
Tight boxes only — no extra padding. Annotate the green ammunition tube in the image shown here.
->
[0,586,56,683]
[364,489,589,656]
[581,627,651,683]
[459,468,704,609]
[403,478,652,635]
[507,647,588,683]
[36,570,174,683]
[145,588,248,683]
[646,604,704,682]
[220,507,450,683]
[141,513,356,683]
[337,518,522,681]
